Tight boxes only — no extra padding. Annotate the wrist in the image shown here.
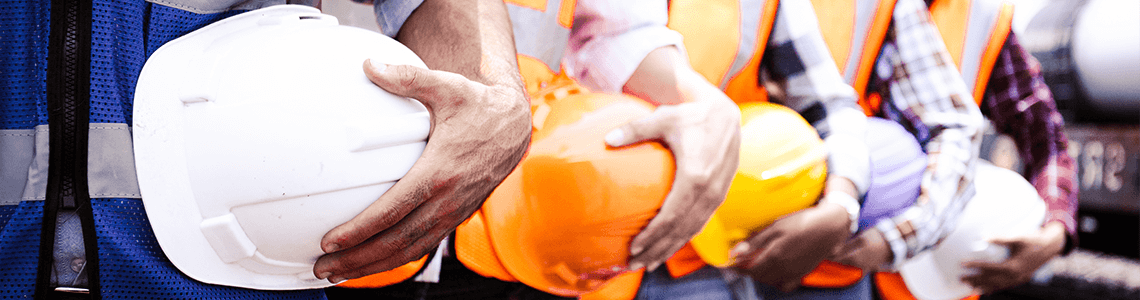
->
[820,191,860,234]
[1041,222,1067,255]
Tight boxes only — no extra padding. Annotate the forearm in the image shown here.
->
[396,0,525,92]
[623,46,716,105]
[872,0,985,267]
[980,34,1079,248]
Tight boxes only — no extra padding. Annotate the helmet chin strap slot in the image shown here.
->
[200,214,257,263]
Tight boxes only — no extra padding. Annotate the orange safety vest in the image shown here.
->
[650,0,781,279]
[337,0,578,289]
[873,0,1011,299]
[796,0,899,289]
[808,0,1011,296]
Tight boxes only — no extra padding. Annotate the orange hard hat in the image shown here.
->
[476,89,674,297]
[689,102,828,267]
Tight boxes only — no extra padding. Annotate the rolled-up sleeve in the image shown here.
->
[869,0,985,268]
[371,0,425,37]
[561,0,685,93]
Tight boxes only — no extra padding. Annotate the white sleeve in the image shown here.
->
[561,0,685,93]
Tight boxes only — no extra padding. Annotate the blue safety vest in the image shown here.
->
[0,0,326,298]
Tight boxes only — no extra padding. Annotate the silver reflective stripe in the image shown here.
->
[719,0,768,90]
[958,0,1005,93]
[146,0,284,14]
[2,124,142,202]
[842,0,885,84]
[507,0,571,70]
[1,129,36,205]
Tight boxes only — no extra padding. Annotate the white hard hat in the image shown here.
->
[132,5,430,290]
[898,162,1046,300]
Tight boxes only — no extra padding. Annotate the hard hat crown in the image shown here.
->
[133,5,429,290]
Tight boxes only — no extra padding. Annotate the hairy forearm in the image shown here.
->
[396,0,525,92]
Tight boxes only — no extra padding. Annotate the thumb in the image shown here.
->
[604,108,673,148]
[363,59,474,108]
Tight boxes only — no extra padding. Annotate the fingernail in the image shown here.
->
[325,243,341,253]
[368,59,388,73]
[329,276,345,284]
[730,243,750,258]
[604,129,624,146]
[317,272,332,280]
[630,245,644,255]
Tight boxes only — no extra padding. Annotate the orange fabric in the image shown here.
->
[858,91,884,116]
[874,272,980,300]
[812,0,856,74]
[811,0,894,102]
[505,0,546,11]
[852,0,897,101]
[455,210,519,282]
[557,0,576,29]
[579,270,645,300]
[972,3,1013,104]
[722,0,780,104]
[664,243,707,279]
[517,55,559,96]
[929,0,971,68]
[800,260,865,288]
[667,0,742,86]
[336,255,429,288]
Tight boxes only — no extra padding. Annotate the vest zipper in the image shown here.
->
[37,0,100,298]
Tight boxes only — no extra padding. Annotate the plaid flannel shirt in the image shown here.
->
[981,33,1079,252]
[762,0,871,195]
[868,0,985,268]
[565,0,871,195]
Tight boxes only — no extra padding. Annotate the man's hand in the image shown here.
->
[831,228,893,272]
[312,60,530,283]
[961,222,1066,294]
[730,201,852,292]
[605,85,741,272]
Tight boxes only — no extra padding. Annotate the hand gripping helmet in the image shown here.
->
[132,5,430,290]
[688,102,829,267]
[899,162,1046,300]
[456,80,674,297]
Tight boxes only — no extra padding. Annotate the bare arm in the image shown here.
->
[314,0,531,282]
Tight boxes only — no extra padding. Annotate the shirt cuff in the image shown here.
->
[373,0,425,38]
[562,26,684,93]
[875,218,909,270]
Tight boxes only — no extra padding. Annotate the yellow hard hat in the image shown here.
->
[689,102,828,267]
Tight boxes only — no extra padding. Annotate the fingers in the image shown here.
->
[319,159,435,254]
[625,183,712,271]
[314,195,450,282]
[604,107,676,148]
[364,59,477,109]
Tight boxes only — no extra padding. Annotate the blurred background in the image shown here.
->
[323,0,1140,298]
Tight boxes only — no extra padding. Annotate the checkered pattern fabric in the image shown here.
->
[763,0,871,195]
[868,0,985,268]
[982,33,1078,251]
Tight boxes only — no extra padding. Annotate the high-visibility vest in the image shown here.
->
[796,0,898,289]
[873,1,1012,299]
[806,0,1013,295]
[649,0,781,280]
